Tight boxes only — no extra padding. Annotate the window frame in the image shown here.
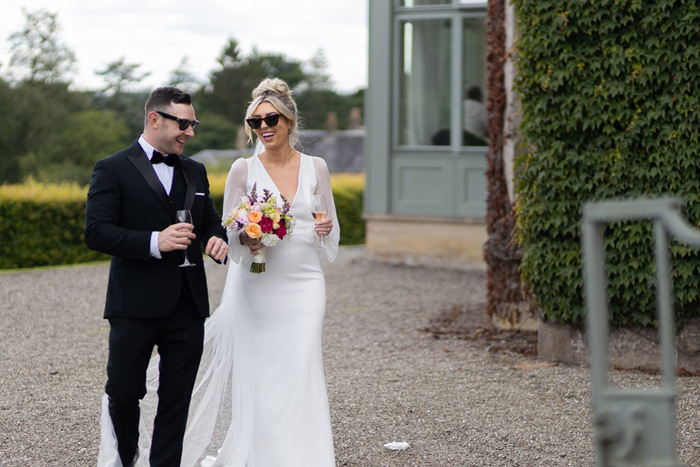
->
[392,3,488,153]
[395,0,486,10]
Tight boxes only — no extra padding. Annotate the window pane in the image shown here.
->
[401,0,450,6]
[399,19,452,146]
[462,17,488,146]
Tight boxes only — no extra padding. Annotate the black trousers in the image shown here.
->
[106,290,204,467]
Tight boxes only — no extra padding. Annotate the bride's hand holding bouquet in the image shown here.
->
[223,183,295,273]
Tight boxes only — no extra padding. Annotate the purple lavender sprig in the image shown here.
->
[262,188,274,203]
[280,194,291,215]
[247,183,258,204]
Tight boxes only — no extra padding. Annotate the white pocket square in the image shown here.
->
[195,192,205,196]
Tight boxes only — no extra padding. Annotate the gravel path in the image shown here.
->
[1,246,698,466]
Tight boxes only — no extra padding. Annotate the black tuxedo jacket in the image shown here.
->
[85,140,226,319]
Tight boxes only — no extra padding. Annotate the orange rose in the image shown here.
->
[248,211,263,223]
[245,223,262,239]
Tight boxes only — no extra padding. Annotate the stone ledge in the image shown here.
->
[365,217,487,269]
[538,318,700,372]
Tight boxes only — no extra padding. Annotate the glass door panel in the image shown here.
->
[399,19,453,146]
[461,16,488,146]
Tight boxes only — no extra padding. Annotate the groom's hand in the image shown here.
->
[205,236,229,262]
[159,222,195,252]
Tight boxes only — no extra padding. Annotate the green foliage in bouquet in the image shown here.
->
[513,0,700,328]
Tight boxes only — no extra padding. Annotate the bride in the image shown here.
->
[190,78,339,466]
[97,78,339,466]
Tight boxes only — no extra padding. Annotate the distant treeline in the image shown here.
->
[1,9,364,185]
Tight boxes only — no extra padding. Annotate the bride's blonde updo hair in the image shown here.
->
[244,78,300,148]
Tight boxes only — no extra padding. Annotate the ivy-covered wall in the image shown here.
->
[513,1,700,327]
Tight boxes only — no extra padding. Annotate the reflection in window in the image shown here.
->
[399,19,452,146]
[462,17,488,146]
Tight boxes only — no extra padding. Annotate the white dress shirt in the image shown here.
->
[138,135,175,259]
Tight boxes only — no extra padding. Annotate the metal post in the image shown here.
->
[582,197,700,467]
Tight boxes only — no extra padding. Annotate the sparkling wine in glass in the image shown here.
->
[176,209,195,267]
[311,194,328,248]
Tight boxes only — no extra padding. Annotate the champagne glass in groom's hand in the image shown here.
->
[176,210,195,267]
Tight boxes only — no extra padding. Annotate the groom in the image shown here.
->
[85,86,228,467]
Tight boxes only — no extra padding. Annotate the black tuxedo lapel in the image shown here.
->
[126,144,175,222]
[177,156,197,212]
[169,164,187,213]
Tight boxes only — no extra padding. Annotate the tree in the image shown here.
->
[0,80,92,184]
[297,87,365,131]
[182,111,239,155]
[95,57,151,96]
[18,109,130,185]
[196,38,307,126]
[169,56,201,93]
[94,58,151,141]
[304,49,333,91]
[7,9,76,84]
[0,78,23,182]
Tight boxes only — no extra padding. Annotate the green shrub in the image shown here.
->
[0,181,108,269]
[329,174,365,245]
[513,0,700,328]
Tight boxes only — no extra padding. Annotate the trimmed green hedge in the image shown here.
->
[0,199,109,269]
[330,179,365,246]
[0,182,108,269]
[0,175,365,270]
[513,1,700,327]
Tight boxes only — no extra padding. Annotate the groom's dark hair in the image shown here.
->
[144,86,192,119]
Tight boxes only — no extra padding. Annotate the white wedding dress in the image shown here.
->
[96,151,339,467]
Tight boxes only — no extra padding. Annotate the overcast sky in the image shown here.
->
[0,0,368,94]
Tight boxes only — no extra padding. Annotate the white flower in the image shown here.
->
[261,235,280,247]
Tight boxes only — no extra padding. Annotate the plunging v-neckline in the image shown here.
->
[255,153,301,207]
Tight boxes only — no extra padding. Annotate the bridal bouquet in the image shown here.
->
[223,183,295,273]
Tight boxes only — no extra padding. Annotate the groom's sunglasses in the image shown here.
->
[155,111,200,131]
[246,114,281,129]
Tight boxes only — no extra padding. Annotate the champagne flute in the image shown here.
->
[176,209,196,267]
[311,194,328,248]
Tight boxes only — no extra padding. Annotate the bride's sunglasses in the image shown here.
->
[246,114,281,129]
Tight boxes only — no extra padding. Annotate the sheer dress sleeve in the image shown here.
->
[312,156,340,262]
[223,158,249,264]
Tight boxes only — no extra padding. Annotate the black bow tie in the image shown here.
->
[151,151,177,167]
